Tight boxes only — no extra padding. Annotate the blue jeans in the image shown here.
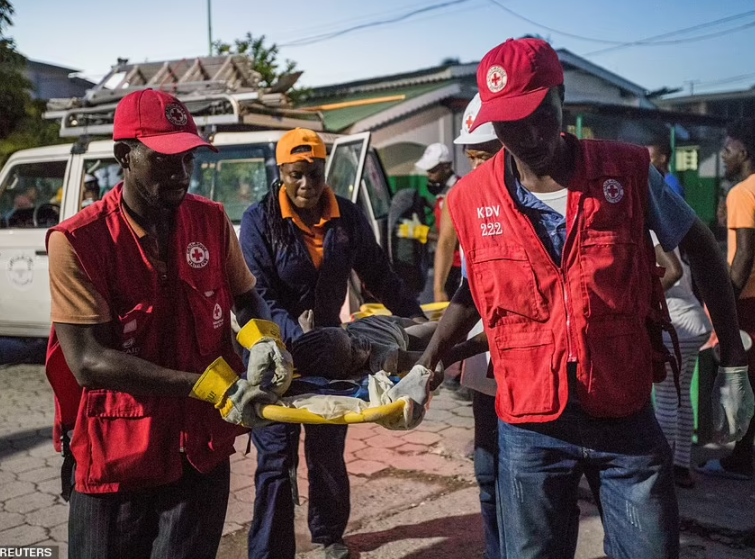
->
[248,422,350,559]
[497,402,678,559]
[473,390,504,559]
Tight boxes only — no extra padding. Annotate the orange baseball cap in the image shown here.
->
[276,128,327,165]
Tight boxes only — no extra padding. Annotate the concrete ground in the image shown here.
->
[1,364,755,558]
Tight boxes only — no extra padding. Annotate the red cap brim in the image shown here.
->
[138,132,218,155]
[470,88,550,131]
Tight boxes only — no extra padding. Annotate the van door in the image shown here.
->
[326,132,392,243]
[0,157,71,337]
[326,133,370,205]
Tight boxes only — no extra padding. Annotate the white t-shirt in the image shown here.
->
[649,231,712,340]
[530,188,568,217]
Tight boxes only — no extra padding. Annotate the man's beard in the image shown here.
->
[427,181,445,196]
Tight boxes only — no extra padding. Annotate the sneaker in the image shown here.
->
[323,541,350,559]
[694,458,753,481]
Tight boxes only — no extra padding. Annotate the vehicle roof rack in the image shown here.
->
[45,55,323,137]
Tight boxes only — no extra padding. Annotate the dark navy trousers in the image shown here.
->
[248,422,350,559]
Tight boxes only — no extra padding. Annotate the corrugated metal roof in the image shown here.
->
[302,82,453,132]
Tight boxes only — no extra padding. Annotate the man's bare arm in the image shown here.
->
[679,218,747,367]
[417,279,481,371]
[55,322,199,396]
[654,245,682,291]
[433,202,459,302]
[730,228,755,300]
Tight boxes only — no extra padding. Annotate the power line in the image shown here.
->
[486,0,625,45]
[692,72,755,91]
[273,1,456,43]
[485,0,755,55]
[585,11,755,55]
[279,0,472,47]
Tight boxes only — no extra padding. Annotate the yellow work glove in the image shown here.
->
[190,357,275,428]
[237,319,294,397]
[397,215,430,244]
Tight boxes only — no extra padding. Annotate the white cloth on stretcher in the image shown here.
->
[278,368,431,429]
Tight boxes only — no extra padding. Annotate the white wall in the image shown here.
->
[371,105,466,176]
[564,70,640,107]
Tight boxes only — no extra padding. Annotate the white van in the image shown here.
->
[0,130,393,338]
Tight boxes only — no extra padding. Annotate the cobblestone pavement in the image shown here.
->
[0,365,477,557]
[3,364,755,559]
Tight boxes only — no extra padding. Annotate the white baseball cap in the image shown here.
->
[415,143,452,171]
[454,93,498,145]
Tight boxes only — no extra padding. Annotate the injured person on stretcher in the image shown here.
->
[292,311,488,380]
[251,312,488,428]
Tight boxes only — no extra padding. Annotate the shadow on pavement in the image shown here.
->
[0,429,51,460]
[345,513,484,558]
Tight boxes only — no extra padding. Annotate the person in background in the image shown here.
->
[239,128,425,559]
[449,92,504,559]
[698,118,755,481]
[413,37,752,558]
[81,174,100,207]
[45,89,289,559]
[650,232,712,488]
[415,142,462,302]
[648,140,685,199]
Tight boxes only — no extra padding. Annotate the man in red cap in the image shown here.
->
[45,89,292,558]
[413,38,753,557]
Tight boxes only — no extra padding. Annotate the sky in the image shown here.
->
[11,0,755,97]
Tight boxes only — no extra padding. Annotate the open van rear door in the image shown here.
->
[326,133,370,201]
[325,133,373,322]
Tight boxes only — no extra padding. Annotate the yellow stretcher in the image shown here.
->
[259,399,406,425]
[246,302,449,425]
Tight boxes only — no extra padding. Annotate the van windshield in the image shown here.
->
[190,144,278,224]
[0,160,68,229]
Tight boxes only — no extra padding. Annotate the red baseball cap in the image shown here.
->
[113,89,217,154]
[471,38,563,130]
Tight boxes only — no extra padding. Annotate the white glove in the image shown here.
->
[711,366,755,444]
[247,339,294,397]
[374,365,432,430]
[237,319,294,396]
[224,378,278,427]
[190,357,276,428]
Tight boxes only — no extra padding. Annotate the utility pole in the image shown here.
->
[683,79,701,95]
[207,0,213,55]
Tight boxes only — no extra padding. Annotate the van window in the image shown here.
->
[0,161,67,229]
[81,158,122,209]
[362,152,391,220]
[328,141,362,201]
[190,145,277,224]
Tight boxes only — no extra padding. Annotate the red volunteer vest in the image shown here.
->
[448,138,662,423]
[45,185,244,494]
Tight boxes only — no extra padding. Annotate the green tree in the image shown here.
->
[0,0,64,166]
[213,33,310,104]
[0,0,31,139]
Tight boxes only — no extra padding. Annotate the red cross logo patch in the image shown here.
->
[465,114,475,132]
[486,65,507,93]
[603,179,624,204]
[165,103,188,127]
[186,241,210,269]
[213,303,222,321]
